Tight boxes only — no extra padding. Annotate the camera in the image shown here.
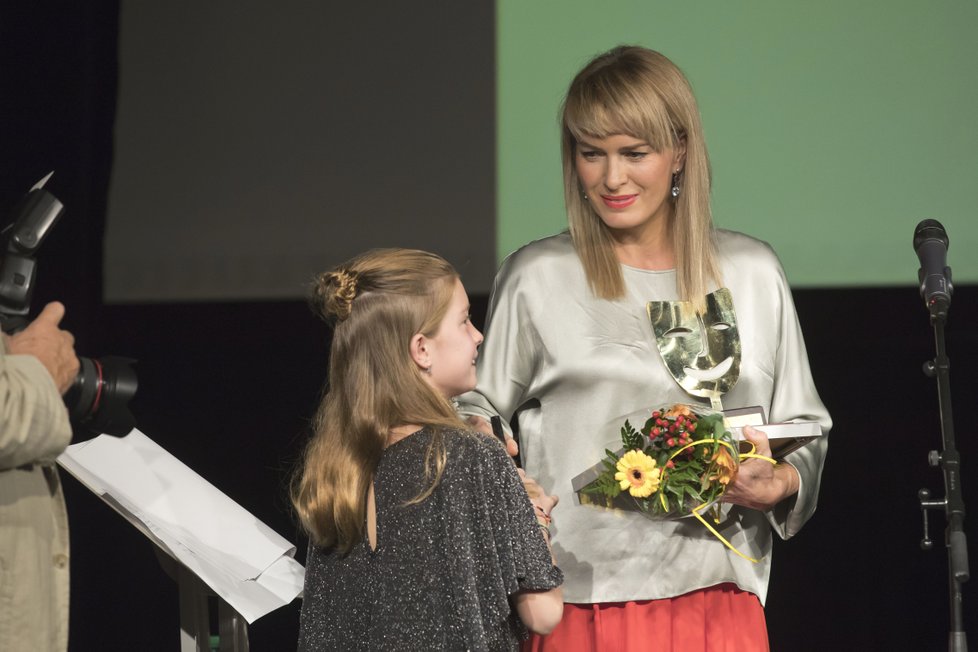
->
[0,173,137,437]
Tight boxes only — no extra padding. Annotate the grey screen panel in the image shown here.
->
[105,2,496,302]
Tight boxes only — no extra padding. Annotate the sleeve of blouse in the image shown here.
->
[765,259,832,539]
[456,254,539,437]
[488,442,564,591]
[441,433,563,648]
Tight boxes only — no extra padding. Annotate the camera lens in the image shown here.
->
[64,356,137,437]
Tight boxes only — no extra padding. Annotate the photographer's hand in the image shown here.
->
[6,302,80,394]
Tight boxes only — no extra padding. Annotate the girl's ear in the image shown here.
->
[409,333,430,370]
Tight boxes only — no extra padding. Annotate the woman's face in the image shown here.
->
[575,133,684,243]
[423,279,484,399]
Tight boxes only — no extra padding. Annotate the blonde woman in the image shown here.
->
[293,248,563,651]
[459,46,831,650]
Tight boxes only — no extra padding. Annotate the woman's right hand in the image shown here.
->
[466,415,519,457]
[518,468,558,510]
[520,467,559,550]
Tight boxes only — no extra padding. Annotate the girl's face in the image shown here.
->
[575,133,684,244]
[422,279,483,399]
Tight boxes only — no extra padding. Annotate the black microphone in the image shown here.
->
[913,219,953,318]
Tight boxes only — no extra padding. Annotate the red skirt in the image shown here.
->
[522,584,769,652]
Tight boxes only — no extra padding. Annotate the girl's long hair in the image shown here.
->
[291,248,465,552]
[561,45,721,312]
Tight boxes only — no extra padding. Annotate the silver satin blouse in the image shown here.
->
[457,230,831,605]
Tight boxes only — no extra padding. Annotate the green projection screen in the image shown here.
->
[497,0,978,287]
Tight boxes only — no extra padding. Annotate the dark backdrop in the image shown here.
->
[2,3,976,650]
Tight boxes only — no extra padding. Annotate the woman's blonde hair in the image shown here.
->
[292,248,465,551]
[561,45,721,311]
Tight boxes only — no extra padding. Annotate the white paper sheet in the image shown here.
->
[58,429,304,623]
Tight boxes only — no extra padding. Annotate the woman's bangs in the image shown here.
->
[566,82,674,151]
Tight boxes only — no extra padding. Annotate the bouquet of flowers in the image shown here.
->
[580,404,738,518]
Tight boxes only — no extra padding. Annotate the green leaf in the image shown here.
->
[621,420,644,449]
[582,474,622,498]
[686,486,705,502]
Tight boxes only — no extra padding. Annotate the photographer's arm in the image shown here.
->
[0,302,77,469]
[5,302,79,393]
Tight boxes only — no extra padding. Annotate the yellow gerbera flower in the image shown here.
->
[615,450,661,498]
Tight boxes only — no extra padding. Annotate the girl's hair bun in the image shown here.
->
[312,268,360,322]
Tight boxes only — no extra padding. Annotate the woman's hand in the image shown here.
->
[722,425,799,511]
[519,468,560,567]
[466,415,519,457]
[519,468,558,510]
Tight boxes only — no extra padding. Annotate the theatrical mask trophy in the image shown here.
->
[646,287,741,413]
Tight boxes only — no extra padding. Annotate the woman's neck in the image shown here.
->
[608,214,674,270]
[611,233,674,270]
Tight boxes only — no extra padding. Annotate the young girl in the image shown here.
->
[293,248,563,651]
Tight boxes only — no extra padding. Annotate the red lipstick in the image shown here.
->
[601,194,637,209]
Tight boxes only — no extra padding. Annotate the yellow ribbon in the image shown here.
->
[661,437,776,563]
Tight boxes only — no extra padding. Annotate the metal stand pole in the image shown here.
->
[918,311,970,652]
[157,548,251,652]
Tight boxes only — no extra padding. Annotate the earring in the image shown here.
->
[424,364,432,375]
[670,170,681,198]
[583,192,589,201]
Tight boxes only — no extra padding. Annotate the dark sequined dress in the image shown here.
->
[298,427,563,651]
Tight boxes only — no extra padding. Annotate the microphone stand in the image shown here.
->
[918,297,970,652]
